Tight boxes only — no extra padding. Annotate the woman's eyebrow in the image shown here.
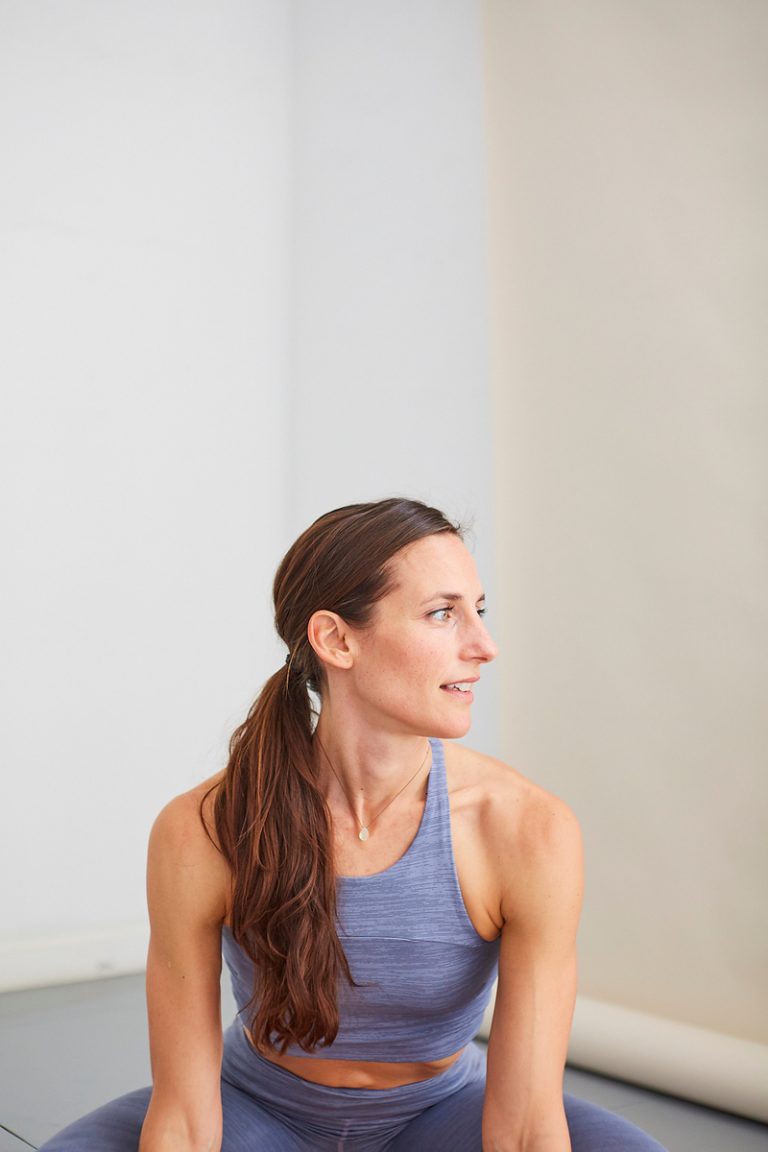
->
[419,592,487,605]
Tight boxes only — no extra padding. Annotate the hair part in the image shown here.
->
[210,497,460,1052]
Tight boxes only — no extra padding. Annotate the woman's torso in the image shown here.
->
[217,738,519,1088]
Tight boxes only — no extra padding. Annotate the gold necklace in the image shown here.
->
[316,737,431,842]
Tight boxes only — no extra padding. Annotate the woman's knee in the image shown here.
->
[37,1087,150,1151]
[564,1093,668,1152]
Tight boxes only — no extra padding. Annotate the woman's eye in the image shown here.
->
[477,606,487,619]
[429,607,453,621]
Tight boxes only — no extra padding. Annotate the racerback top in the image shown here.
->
[221,737,500,1061]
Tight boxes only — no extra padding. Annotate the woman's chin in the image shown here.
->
[431,713,473,740]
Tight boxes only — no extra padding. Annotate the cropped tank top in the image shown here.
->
[221,738,500,1062]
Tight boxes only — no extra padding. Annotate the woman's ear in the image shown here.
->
[307,610,355,671]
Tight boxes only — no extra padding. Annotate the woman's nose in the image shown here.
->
[480,625,499,662]
[467,617,498,663]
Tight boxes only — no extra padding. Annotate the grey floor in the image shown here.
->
[1,974,766,1151]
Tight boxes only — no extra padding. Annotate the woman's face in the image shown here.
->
[345,532,498,739]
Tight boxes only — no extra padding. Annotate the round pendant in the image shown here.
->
[358,827,370,842]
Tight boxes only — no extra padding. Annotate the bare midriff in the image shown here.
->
[246,1029,463,1088]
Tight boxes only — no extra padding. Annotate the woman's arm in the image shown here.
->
[482,793,583,1152]
[139,785,231,1152]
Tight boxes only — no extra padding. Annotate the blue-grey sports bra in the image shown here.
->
[221,737,500,1061]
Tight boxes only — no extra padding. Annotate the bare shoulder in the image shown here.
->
[444,743,582,916]
[445,742,578,837]
[149,771,225,858]
[148,771,230,926]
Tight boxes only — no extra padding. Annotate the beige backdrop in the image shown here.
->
[484,0,768,1119]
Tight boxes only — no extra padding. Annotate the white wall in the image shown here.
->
[0,1,292,984]
[485,0,768,1118]
[1,0,499,986]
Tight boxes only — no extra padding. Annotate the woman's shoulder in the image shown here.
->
[151,769,225,834]
[443,741,581,869]
[150,771,226,852]
[146,774,231,935]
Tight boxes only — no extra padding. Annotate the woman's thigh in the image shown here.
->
[387,1084,668,1152]
[37,1083,311,1152]
[387,1074,485,1152]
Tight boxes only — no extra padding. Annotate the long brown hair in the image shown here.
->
[211,498,459,1053]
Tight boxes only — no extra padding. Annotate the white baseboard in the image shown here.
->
[0,924,149,991]
[479,986,768,1123]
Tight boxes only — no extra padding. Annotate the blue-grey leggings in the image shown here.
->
[40,1023,667,1151]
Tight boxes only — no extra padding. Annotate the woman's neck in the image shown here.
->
[313,711,430,812]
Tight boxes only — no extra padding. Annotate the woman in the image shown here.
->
[42,498,666,1151]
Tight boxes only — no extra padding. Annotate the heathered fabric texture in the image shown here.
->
[39,1034,669,1151]
[222,738,501,1061]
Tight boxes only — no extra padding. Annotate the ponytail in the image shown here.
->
[212,660,353,1053]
